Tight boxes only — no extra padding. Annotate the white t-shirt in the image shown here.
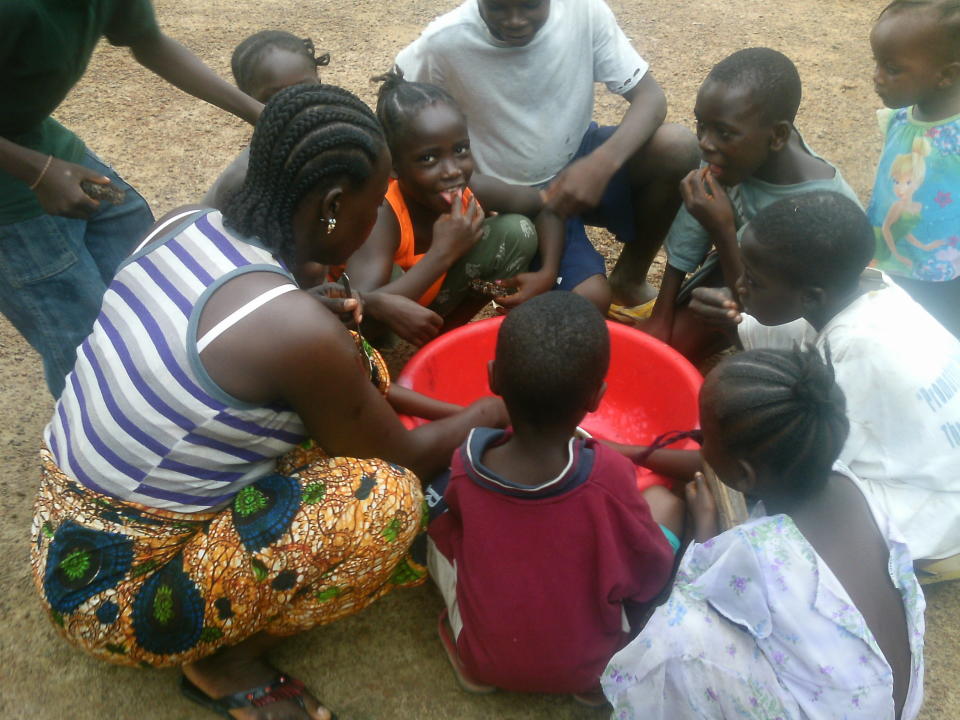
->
[738,271,960,560]
[395,0,648,186]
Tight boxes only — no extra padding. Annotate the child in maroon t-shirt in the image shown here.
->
[426,292,683,702]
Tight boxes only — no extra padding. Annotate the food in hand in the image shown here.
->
[80,180,126,205]
[468,278,517,299]
[440,188,482,213]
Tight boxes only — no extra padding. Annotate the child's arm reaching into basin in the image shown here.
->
[601,439,703,483]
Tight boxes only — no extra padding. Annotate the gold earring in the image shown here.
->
[326,217,337,234]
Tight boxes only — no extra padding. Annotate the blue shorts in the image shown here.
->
[530,123,636,290]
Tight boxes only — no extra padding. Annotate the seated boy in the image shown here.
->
[688,191,960,574]
[425,292,682,700]
[395,0,699,313]
[643,48,860,363]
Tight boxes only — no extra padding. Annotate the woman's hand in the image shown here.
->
[371,292,443,346]
[306,281,363,328]
[430,191,485,263]
[680,168,735,237]
[686,472,719,542]
[33,158,115,219]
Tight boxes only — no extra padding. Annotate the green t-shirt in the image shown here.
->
[0,0,160,224]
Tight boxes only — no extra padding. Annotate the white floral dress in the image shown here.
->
[602,465,925,720]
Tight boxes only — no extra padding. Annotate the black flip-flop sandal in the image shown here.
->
[180,673,337,719]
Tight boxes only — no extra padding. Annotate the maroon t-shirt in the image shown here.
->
[429,429,674,693]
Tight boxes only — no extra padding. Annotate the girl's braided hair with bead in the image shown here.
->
[223,83,385,265]
[706,346,850,495]
[371,67,462,154]
[231,30,331,96]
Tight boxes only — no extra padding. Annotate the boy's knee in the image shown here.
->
[642,484,685,538]
[485,213,535,241]
[572,274,611,315]
[642,123,700,181]
[483,213,538,260]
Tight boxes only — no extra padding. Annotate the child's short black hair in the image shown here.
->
[372,67,461,154]
[749,191,874,292]
[495,292,610,427]
[707,48,802,123]
[232,31,330,96]
[223,83,384,265]
[880,0,960,60]
[705,346,849,495]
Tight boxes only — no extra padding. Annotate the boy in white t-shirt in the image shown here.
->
[395,0,699,314]
[689,190,960,572]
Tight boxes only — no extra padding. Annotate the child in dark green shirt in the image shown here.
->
[0,0,261,396]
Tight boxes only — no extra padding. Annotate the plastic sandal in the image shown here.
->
[608,299,656,325]
[180,673,337,719]
[437,609,497,694]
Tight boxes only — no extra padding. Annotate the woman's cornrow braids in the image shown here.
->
[223,84,385,265]
[711,346,849,496]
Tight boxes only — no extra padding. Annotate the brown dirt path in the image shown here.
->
[1,1,956,718]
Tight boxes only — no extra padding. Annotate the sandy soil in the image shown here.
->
[1,0,957,718]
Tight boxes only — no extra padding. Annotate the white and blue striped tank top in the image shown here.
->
[44,209,308,513]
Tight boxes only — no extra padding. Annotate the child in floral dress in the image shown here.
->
[602,347,925,720]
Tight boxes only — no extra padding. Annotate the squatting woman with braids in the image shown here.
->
[602,348,926,720]
[30,84,504,720]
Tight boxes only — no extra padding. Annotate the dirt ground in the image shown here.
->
[1,0,957,718]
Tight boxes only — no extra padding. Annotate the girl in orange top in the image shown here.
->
[345,70,564,337]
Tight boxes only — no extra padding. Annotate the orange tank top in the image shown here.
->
[385,179,476,307]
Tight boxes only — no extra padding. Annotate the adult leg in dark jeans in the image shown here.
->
[0,150,153,396]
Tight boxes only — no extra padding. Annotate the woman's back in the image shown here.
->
[45,209,306,513]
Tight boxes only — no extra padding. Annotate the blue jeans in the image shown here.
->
[0,150,154,396]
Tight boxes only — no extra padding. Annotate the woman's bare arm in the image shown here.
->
[198,272,505,480]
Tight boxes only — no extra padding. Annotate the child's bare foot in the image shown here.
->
[183,642,332,720]
[572,689,609,708]
[643,484,685,540]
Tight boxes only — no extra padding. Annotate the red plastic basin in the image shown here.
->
[396,317,702,489]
